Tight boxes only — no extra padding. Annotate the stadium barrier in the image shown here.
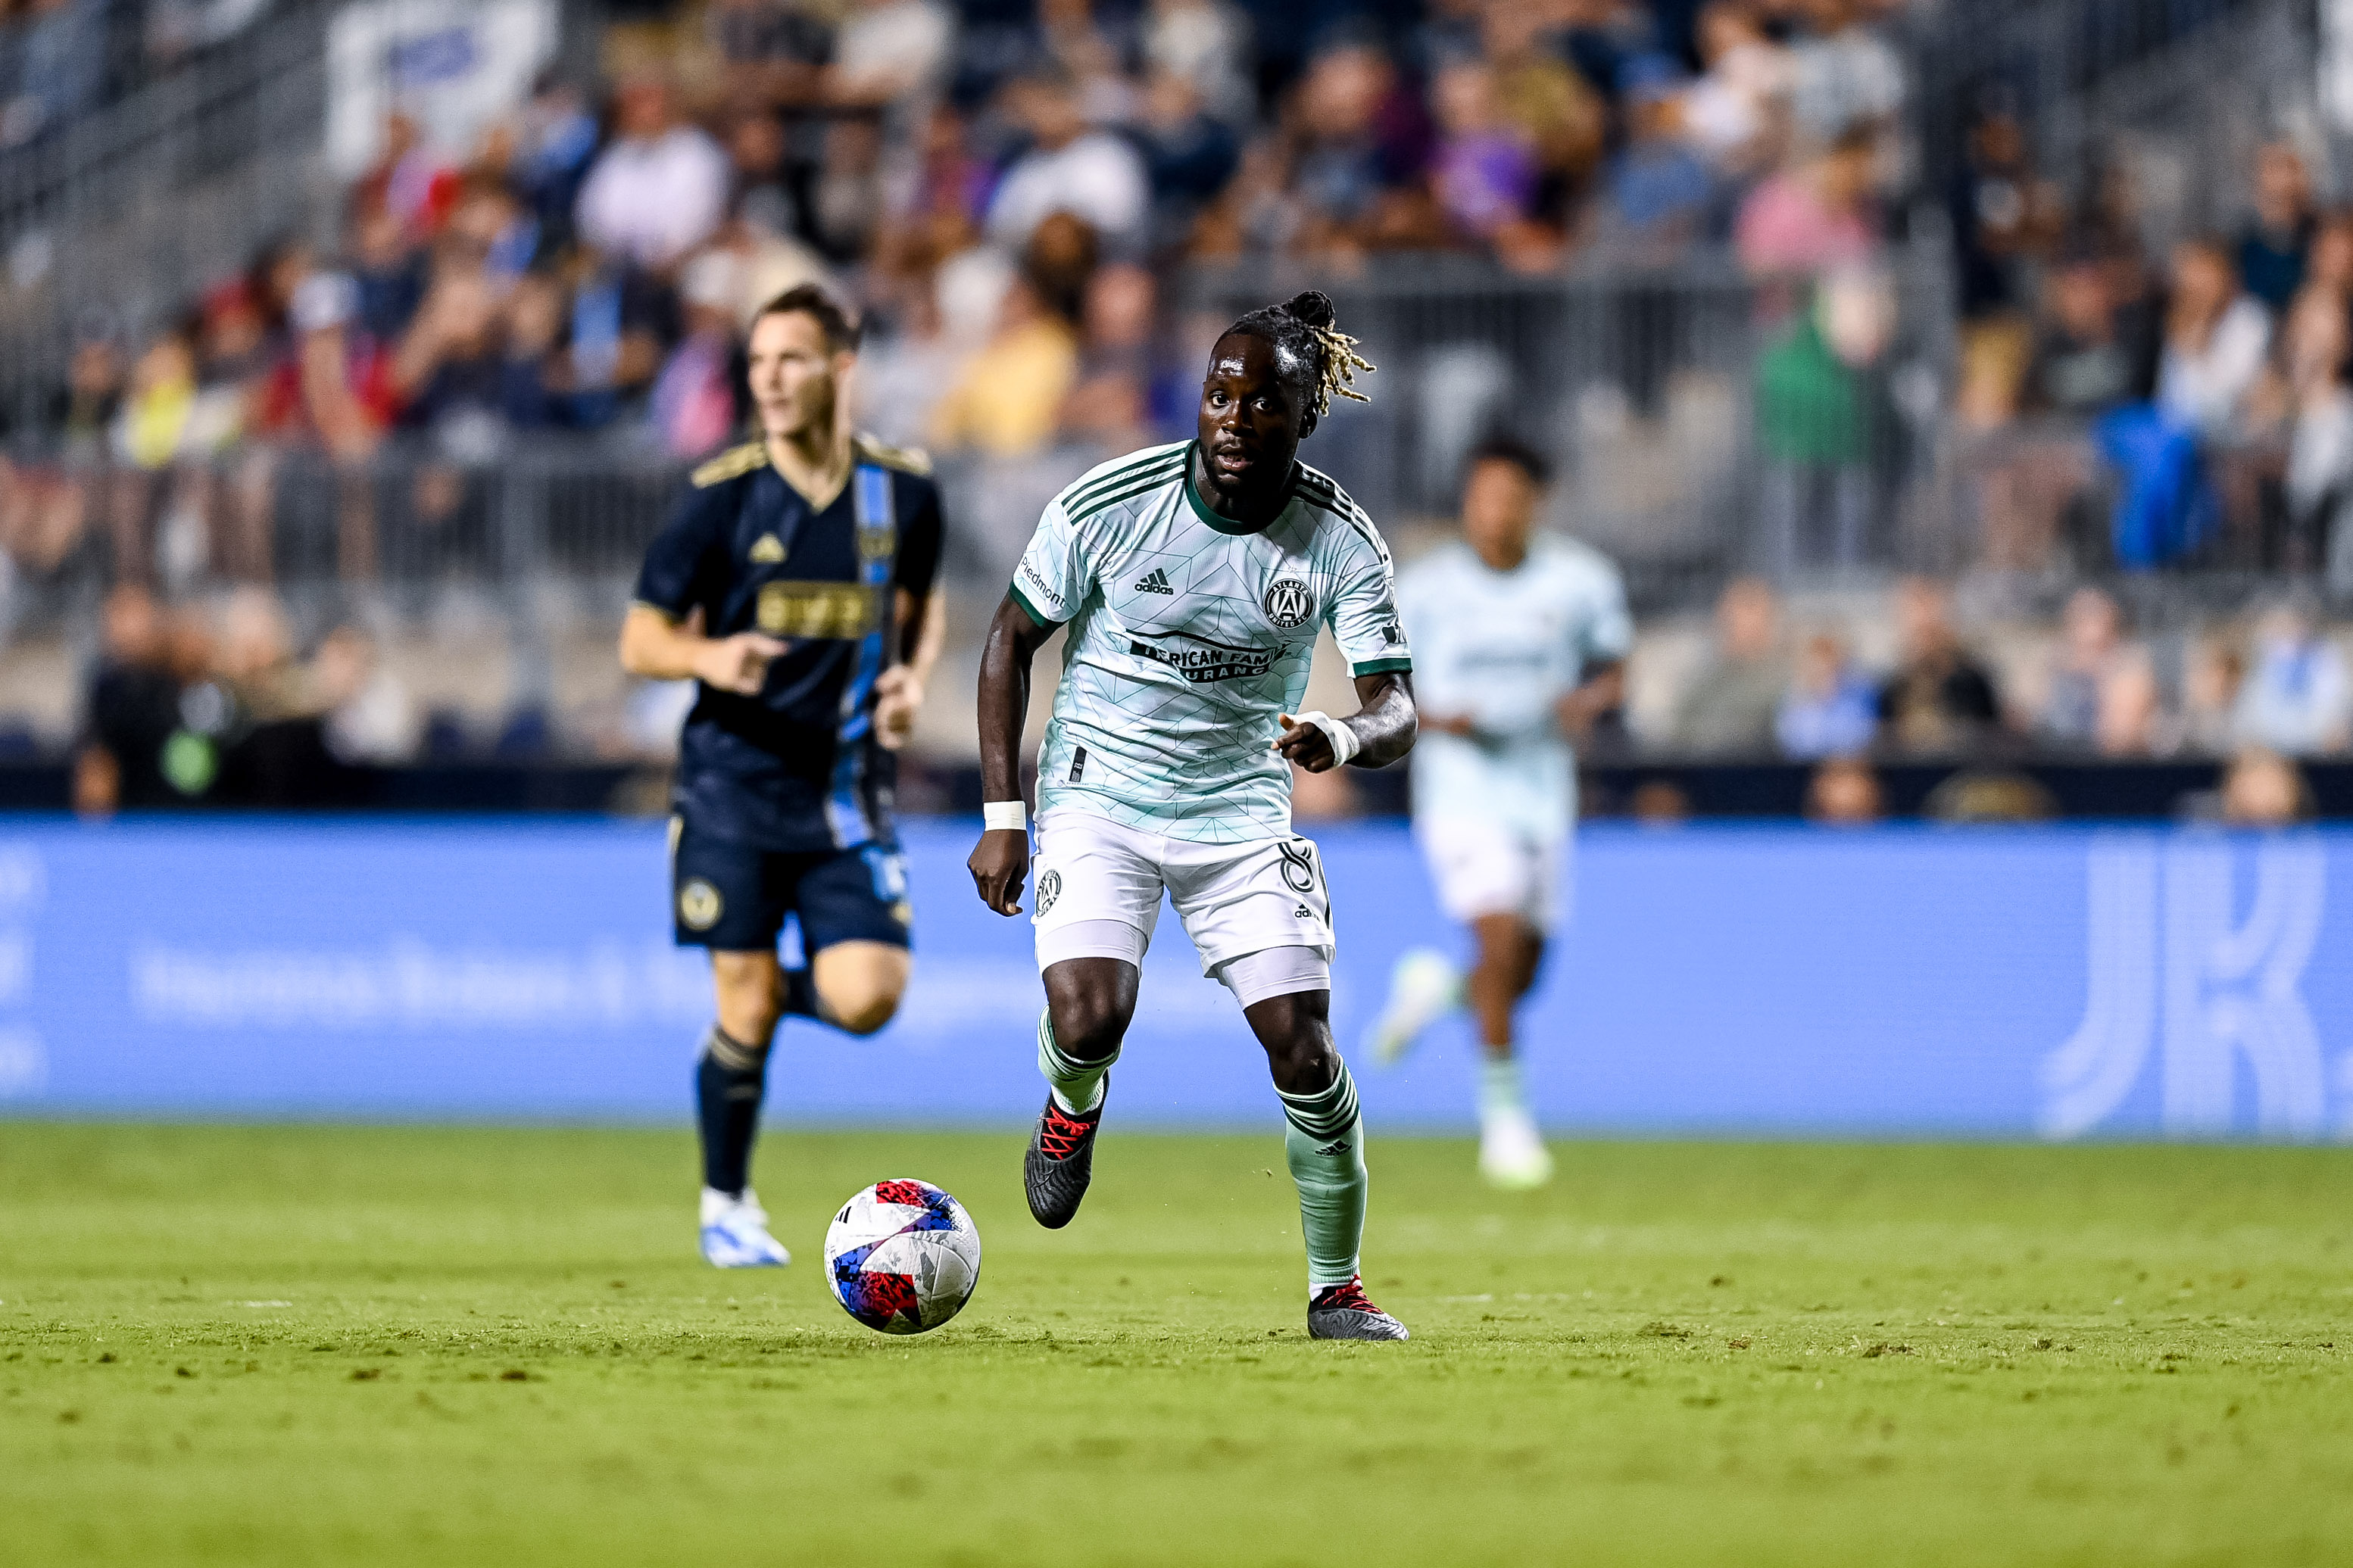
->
[1,816,2346,1137]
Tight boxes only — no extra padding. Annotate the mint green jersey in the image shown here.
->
[1010,441,1412,844]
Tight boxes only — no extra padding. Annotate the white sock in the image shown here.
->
[1479,1056,1528,1121]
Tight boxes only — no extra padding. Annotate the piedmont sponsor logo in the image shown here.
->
[1128,631,1276,683]
[1019,560,1065,609]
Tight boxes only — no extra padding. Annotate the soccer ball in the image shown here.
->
[823,1180,981,1335]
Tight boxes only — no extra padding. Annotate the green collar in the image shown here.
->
[1183,441,1297,535]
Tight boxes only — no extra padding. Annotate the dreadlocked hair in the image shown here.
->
[1223,290,1376,419]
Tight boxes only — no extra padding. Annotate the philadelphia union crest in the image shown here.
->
[1036,869,1063,915]
[1262,578,1313,629]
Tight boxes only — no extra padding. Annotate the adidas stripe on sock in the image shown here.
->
[1037,1008,1115,1114]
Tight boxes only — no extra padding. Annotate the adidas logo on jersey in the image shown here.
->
[1133,568,1175,594]
[1314,1139,1352,1157]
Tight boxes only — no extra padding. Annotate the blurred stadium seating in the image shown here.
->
[0,0,2346,821]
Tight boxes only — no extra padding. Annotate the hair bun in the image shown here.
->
[1280,289,1336,329]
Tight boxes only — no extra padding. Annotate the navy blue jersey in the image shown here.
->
[633,435,944,852]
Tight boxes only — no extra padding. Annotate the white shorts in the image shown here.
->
[1415,816,1569,932]
[1031,811,1335,991]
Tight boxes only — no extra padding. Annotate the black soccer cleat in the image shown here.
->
[1308,1277,1411,1341]
[1023,1082,1106,1230]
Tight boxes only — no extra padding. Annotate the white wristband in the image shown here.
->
[982,800,1027,832]
[1285,711,1360,767]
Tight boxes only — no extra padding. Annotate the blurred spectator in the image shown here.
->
[1062,262,1158,450]
[348,200,429,348]
[52,318,125,460]
[1876,576,2001,754]
[1680,1,1790,179]
[1671,576,1784,754]
[2036,586,2158,756]
[1,0,103,150]
[1144,0,1253,127]
[314,625,421,765]
[1429,62,1540,248]
[1482,5,1601,239]
[2218,746,2316,828]
[928,276,1079,457]
[1754,269,1892,575]
[75,583,182,813]
[2234,142,2315,314]
[831,0,956,116]
[1736,129,1878,279]
[651,251,748,459]
[513,74,602,248]
[1138,67,1240,254]
[706,0,831,110]
[1785,0,1905,151]
[1776,628,1876,759]
[2233,603,2351,756]
[726,110,797,239]
[1948,105,2057,326]
[1924,769,2056,823]
[2018,250,2148,419]
[2155,238,2270,438]
[1805,755,1882,825]
[986,66,1148,257]
[2179,636,2247,757]
[548,250,677,429]
[575,75,729,270]
[1599,68,1712,256]
[1628,777,1693,824]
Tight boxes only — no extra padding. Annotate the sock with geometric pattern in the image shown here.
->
[1036,1008,1115,1114]
[1278,1059,1368,1292]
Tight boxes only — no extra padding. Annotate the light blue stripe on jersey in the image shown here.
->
[827,463,896,849]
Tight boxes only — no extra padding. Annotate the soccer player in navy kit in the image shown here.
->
[621,285,944,1267]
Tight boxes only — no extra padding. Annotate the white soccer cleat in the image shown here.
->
[700,1186,791,1268]
[1367,948,1463,1067]
[1478,1108,1555,1190]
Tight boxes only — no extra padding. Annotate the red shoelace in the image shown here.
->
[1312,1277,1379,1314]
[1038,1102,1096,1161]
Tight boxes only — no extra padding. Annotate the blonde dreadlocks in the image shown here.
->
[1222,290,1376,421]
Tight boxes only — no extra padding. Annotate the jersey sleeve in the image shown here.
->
[1009,495,1093,628]
[894,476,944,605]
[1327,535,1412,678]
[1577,557,1634,670]
[632,481,729,622]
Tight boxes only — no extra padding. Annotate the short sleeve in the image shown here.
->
[1328,540,1412,678]
[894,478,944,606]
[633,482,729,621]
[1009,496,1092,628]
[1578,560,1634,669]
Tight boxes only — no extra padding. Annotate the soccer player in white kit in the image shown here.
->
[1365,438,1629,1189]
[966,291,1419,1341]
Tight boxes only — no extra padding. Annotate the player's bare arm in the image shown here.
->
[968,594,1058,915]
[1275,669,1417,772]
[619,604,787,696]
[874,584,945,751]
[1554,657,1624,743]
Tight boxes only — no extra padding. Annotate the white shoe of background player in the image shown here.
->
[1478,1108,1555,1190]
[1367,948,1463,1066]
[700,1187,791,1267]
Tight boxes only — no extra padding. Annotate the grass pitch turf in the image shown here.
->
[4,1125,2352,1566]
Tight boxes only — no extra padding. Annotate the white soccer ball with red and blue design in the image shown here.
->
[823,1180,981,1335]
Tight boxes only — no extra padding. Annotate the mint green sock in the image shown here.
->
[1278,1061,1368,1292]
[1037,1008,1113,1114]
[1479,1056,1527,1120]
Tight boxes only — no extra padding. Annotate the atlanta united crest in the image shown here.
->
[1262,578,1313,629]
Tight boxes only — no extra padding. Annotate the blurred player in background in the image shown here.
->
[620,284,945,1267]
[967,291,1421,1341]
[1365,438,1629,1189]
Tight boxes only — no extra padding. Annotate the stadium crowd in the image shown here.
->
[0,0,2347,818]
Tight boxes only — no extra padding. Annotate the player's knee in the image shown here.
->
[824,982,903,1037]
[712,960,785,1046]
[1050,993,1131,1061]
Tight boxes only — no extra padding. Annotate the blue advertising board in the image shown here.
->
[0,818,2345,1138]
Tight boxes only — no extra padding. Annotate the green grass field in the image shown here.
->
[5,1124,2352,1566]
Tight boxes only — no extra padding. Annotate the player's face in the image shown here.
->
[747,310,850,443]
[1197,332,1309,506]
[1461,458,1539,563]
